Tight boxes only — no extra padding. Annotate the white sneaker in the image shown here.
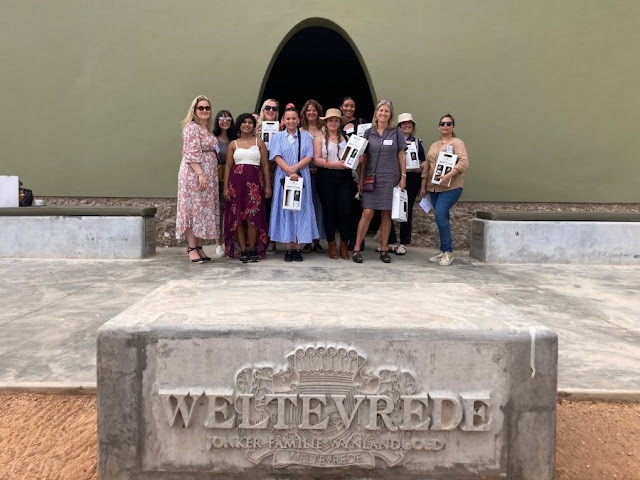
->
[439,252,453,266]
[429,251,444,263]
[215,245,225,257]
[395,244,407,255]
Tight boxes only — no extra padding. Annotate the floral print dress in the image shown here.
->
[224,139,269,258]
[176,122,220,239]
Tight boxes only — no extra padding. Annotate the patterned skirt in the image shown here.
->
[224,164,268,258]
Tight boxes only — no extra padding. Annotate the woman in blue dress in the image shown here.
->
[269,105,319,262]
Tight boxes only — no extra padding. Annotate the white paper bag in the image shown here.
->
[0,176,19,208]
[341,135,369,170]
[392,186,408,222]
[282,176,303,211]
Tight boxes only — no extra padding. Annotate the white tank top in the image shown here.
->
[233,139,261,166]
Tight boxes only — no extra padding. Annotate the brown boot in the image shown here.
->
[340,241,349,259]
[328,241,338,259]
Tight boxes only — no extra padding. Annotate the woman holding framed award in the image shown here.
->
[420,114,469,266]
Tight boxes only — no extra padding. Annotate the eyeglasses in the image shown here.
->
[264,106,278,112]
[218,116,232,121]
[439,122,453,127]
[196,106,211,112]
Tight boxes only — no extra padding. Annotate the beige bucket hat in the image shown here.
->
[397,113,416,125]
[320,108,348,125]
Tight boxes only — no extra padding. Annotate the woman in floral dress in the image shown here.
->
[176,95,220,263]
[223,113,271,262]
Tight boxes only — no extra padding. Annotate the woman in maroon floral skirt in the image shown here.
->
[223,113,272,262]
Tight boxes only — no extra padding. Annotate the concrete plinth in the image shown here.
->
[97,280,557,479]
[470,217,640,264]
[0,206,156,258]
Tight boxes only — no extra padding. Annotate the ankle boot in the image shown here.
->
[340,241,349,259]
[328,241,338,259]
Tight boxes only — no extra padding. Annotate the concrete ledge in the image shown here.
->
[476,211,640,222]
[0,206,157,217]
[0,206,156,258]
[557,389,640,403]
[0,382,97,395]
[470,217,640,264]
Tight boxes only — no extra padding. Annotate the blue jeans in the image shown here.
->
[429,188,463,253]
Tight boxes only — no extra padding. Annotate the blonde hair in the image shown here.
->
[181,95,212,132]
[257,98,279,123]
[371,99,395,129]
[300,99,324,130]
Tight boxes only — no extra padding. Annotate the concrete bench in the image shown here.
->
[470,211,640,264]
[0,206,157,259]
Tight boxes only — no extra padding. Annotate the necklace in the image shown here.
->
[238,136,253,147]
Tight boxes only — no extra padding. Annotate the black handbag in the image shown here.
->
[19,187,33,206]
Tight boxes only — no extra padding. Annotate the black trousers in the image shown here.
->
[316,168,353,243]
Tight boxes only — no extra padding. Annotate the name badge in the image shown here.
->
[338,141,347,149]
[345,127,354,135]
[287,135,295,144]
[214,145,220,154]
[383,139,393,146]
[446,145,453,153]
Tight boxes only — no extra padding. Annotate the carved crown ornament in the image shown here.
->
[157,344,492,469]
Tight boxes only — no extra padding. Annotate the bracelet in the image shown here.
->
[401,173,407,177]
[197,173,204,176]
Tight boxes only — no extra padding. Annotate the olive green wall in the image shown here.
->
[2,0,639,201]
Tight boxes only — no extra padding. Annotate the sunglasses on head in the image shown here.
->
[264,106,278,112]
[196,106,211,111]
[439,121,453,127]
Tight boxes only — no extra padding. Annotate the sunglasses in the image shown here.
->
[439,121,453,127]
[264,106,278,112]
[196,106,211,111]
[218,116,232,121]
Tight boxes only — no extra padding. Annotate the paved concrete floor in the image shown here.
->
[1,244,639,391]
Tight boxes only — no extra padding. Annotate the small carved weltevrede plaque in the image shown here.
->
[157,345,492,469]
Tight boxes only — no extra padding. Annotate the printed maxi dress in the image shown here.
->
[224,139,269,259]
[268,129,319,243]
[176,122,220,239]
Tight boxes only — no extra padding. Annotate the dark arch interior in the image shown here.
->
[259,27,374,121]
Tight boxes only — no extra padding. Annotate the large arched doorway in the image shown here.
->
[258,24,375,121]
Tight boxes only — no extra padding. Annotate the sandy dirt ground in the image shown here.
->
[0,395,638,479]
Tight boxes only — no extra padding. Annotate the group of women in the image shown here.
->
[176,95,469,266]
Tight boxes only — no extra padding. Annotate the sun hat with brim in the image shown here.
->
[319,108,348,125]
[397,113,416,125]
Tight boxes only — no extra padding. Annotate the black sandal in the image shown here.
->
[352,251,363,263]
[196,246,212,261]
[240,249,250,263]
[313,242,325,253]
[187,246,203,263]
[380,252,391,263]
